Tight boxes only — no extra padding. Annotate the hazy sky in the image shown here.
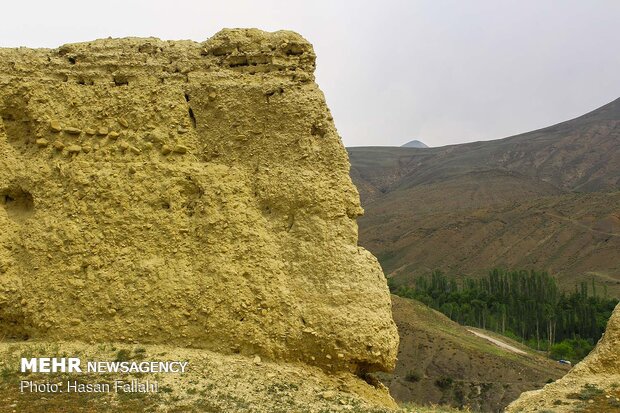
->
[2,1,619,147]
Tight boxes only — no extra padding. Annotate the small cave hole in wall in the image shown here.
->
[1,102,33,150]
[113,76,129,86]
[188,108,196,129]
[0,186,34,219]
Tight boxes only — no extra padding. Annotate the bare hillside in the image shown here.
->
[377,296,569,412]
[349,98,620,295]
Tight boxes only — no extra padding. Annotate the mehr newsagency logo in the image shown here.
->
[19,357,188,393]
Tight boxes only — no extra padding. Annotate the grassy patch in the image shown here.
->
[568,383,604,401]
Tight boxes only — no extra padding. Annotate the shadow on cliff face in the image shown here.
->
[0,181,31,341]
[0,185,35,220]
[1,92,35,153]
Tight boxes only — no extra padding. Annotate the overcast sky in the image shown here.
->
[2,1,619,147]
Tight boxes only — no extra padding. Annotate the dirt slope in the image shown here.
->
[361,191,620,295]
[377,296,569,412]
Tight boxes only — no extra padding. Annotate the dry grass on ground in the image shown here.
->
[0,341,467,413]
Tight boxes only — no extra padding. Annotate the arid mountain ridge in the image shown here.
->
[349,97,620,295]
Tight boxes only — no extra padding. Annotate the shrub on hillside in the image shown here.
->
[435,376,453,389]
[404,370,421,382]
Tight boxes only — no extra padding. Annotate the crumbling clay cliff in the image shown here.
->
[0,29,398,374]
[507,303,620,412]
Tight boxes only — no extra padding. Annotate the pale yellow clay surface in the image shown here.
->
[0,29,398,375]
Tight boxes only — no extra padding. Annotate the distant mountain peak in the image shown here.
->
[401,139,429,148]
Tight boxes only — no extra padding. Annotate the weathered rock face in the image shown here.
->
[0,29,398,374]
[570,302,620,376]
[506,303,620,412]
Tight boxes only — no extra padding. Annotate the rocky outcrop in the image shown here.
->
[506,303,620,412]
[0,29,398,374]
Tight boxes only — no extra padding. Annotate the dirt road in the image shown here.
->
[467,329,528,355]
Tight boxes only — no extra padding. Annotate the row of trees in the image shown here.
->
[391,269,618,356]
